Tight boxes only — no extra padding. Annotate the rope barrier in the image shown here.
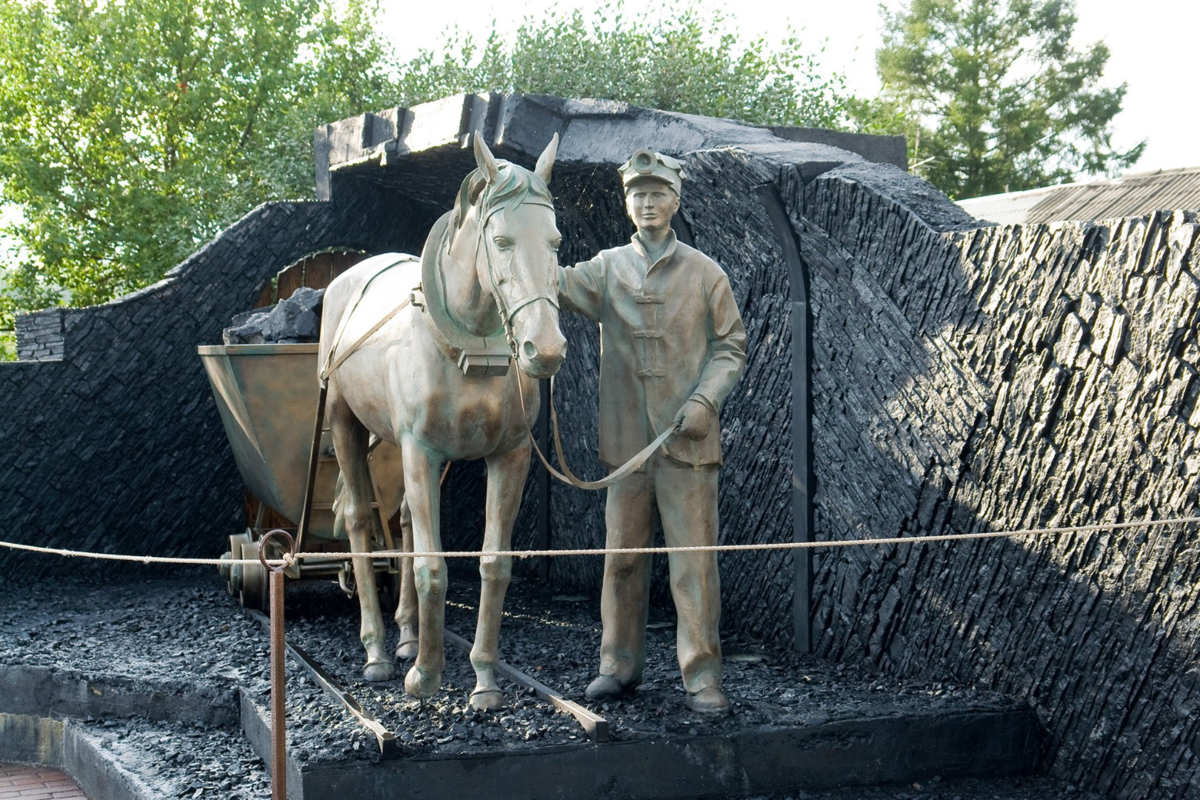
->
[2,516,1197,566]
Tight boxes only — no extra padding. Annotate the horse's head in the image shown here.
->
[449,134,567,379]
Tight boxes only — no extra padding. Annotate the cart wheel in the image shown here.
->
[225,532,252,596]
[239,538,269,611]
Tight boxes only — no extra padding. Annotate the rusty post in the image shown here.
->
[259,529,295,800]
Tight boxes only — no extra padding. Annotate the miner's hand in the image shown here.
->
[672,398,714,441]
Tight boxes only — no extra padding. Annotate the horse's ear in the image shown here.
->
[534,132,558,183]
[473,132,499,184]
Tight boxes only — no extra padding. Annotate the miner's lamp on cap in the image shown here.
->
[631,149,657,174]
[619,149,685,195]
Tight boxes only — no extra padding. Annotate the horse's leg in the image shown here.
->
[330,393,395,681]
[394,495,419,661]
[400,438,445,698]
[470,443,531,711]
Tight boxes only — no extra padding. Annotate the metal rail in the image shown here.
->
[248,610,608,748]
[247,609,401,758]
[444,627,609,742]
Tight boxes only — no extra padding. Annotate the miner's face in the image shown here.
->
[625,180,680,235]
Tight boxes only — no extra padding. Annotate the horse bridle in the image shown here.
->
[472,188,560,357]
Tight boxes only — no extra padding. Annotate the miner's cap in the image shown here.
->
[620,150,685,195]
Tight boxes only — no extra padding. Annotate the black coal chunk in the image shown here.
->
[223,286,324,344]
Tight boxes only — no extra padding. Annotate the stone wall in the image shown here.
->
[792,165,1200,799]
[14,308,65,361]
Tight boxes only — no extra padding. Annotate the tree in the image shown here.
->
[396,2,851,129]
[873,0,1144,199]
[1,0,852,358]
[0,0,399,311]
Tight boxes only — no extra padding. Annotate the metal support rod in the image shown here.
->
[258,529,295,800]
[270,568,286,800]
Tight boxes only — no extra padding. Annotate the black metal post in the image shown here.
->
[756,184,814,654]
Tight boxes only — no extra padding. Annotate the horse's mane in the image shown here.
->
[448,160,554,244]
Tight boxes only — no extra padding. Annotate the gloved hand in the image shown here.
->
[672,398,714,440]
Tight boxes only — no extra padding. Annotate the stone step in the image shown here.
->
[240,689,1044,800]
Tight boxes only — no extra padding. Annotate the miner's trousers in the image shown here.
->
[598,454,722,693]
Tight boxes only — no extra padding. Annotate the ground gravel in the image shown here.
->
[0,567,1105,798]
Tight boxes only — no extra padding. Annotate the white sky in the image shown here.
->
[377,0,1199,174]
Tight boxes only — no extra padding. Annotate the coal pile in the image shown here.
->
[0,569,1103,799]
[281,579,593,765]
[0,573,265,690]
[223,286,324,344]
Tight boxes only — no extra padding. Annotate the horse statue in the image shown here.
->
[318,133,566,711]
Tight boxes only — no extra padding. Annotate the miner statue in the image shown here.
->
[558,149,747,713]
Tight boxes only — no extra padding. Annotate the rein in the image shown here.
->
[516,370,675,491]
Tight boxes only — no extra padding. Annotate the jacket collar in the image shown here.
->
[631,229,678,271]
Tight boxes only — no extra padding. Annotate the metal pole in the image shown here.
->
[259,529,295,800]
[756,183,814,654]
[270,569,286,800]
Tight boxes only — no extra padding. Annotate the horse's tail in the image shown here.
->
[332,468,388,544]
[331,471,349,541]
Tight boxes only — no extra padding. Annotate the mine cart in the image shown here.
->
[198,343,403,608]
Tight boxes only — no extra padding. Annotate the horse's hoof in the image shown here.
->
[395,639,418,661]
[405,665,441,698]
[469,688,505,712]
[363,659,395,682]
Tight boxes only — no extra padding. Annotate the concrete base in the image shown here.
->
[0,652,1044,800]
[0,664,249,800]
[0,663,239,728]
[241,693,1042,800]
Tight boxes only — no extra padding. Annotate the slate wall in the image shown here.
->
[792,165,1200,799]
[1,190,435,577]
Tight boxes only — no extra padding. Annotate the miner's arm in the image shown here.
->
[690,273,747,413]
[557,257,607,322]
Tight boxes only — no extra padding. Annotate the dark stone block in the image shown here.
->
[771,126,908,171]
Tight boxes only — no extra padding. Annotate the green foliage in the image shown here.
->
[0,0,851,359]
[396,2,851,129]
[0,0,399,311]
[871,0,1144,199]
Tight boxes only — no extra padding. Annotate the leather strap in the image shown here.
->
[320,256,417,383]
[517,370,674,490]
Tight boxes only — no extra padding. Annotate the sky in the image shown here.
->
[377,0,1199,174]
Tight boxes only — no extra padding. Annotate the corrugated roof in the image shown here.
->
[957,166,1200,225]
